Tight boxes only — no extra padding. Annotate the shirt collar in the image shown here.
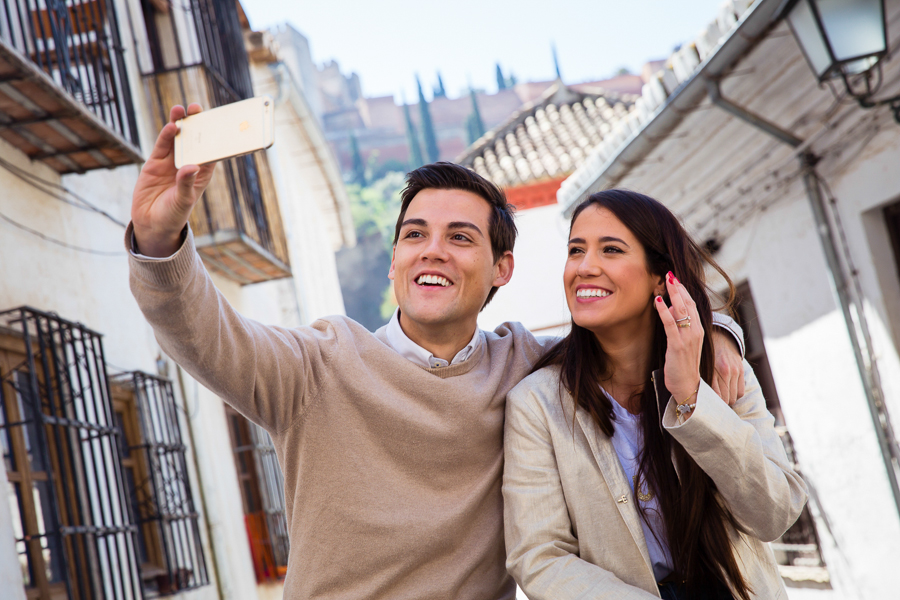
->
[385,309,483,369]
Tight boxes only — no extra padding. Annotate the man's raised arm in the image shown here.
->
[128,104,332,433]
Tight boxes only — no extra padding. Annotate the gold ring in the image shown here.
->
[678,322,692,328]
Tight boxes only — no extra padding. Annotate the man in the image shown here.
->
[129,105,746,599]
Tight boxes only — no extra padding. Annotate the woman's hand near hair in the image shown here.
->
[653,272,703,406]
[132,103,217,257]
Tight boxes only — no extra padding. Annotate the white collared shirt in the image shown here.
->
[385,309,483,369]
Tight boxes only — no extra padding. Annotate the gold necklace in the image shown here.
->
[633,474,654,502]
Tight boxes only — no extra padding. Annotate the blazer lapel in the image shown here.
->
[575,408,654,573]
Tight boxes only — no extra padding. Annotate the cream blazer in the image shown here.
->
[503,361,809,599]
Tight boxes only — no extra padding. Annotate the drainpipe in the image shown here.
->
[704,78,900,521]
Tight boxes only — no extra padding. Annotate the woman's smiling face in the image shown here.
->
[565,205,666,336]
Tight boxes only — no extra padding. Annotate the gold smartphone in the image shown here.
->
[174,96,274,168]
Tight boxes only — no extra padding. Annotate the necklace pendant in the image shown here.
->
[632,475,654,502]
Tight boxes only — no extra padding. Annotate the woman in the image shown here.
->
[503,190,808,600]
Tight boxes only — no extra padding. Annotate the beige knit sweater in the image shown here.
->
[128,227,550,599]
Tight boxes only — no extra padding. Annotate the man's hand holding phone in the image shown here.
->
[132,103,216,258]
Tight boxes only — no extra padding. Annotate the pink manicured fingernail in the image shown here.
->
[656,296,663,303]
[667,271,674,283]
[674,275,680,284]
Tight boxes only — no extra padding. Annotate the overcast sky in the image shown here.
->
[242,0,729,101]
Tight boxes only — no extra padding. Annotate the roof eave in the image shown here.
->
[455,81,624,166]
[557,0,786,215]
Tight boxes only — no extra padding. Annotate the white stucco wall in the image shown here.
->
[478,202,571,334]
[0,457,26,598]
[0,136,231,598]
[689,124,900,599]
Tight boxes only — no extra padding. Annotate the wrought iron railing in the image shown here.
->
[138,0,290,282]
[144,64,290,280]
[139,0,253,100]
[0,306,142,600]
[0,0,139,144]
[227,408,289,582]
[247,419,289,572]
[110,371,209,597]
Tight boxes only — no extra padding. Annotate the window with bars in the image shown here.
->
[0,307,141,600]
[224,406,288,582]
[0,307,210,599]
[886,200,900,283]
[731,285,828,577]
[108,372,208,597]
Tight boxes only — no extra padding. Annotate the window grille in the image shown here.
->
[0,0,140,144]
[225,406,289,582]
[135,0,291,284]
[0,306,141,600]
[772,427,828,569]
[109,371,209,596]
[731,285,828,575]
[733,282,784,424]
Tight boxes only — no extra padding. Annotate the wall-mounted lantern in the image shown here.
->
[786,0,899,122]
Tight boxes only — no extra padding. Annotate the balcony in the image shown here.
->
[0,0,141,174]
[144,64,290,283]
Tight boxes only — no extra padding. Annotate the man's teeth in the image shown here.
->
[417,274,451,287]
[576,289,611,298]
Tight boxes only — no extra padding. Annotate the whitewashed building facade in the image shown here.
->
[0,1,352,599]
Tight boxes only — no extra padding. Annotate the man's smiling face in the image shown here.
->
[389,188,513,337]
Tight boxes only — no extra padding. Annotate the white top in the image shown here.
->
[606,391,675,581]
[385,309,483,369]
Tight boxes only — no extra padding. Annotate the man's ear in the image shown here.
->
[492,251,514,288]
[388,246,397,281]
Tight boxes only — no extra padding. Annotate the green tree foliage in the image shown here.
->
[403,102,424,170]
[495,63,507,90]
[416,76,440,163]
[342,171,407,326]
[350,133,366,185]
[345,171,406,252]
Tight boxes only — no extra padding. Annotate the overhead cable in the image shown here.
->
[0,210,124,257]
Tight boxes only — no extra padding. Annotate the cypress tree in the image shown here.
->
[434,72,447,98]
[469,88,485,140]
[350,133,366,185]
[416,76,440,163]
[552,43,562,80]
[403,102,424,170]
[495,63,506,90]
[465,114,477,146]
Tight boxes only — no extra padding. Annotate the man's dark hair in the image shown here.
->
[393,162,517,307]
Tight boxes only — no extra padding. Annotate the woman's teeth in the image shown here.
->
[576,289,611,298]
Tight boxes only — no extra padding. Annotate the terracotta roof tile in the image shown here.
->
[457,81,636,188]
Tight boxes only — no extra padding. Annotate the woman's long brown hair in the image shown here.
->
[532,189,749,599]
